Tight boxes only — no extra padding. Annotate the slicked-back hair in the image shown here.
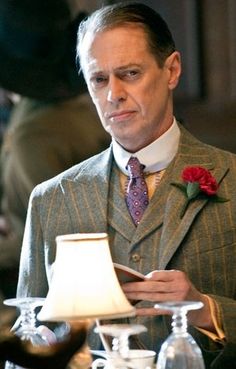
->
[76,1,176,71]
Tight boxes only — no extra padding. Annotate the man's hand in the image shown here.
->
[122,269,214,332]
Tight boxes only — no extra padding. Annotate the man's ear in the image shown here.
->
[165,51,182,90]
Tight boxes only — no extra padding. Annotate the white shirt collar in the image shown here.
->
[112,118,180,175]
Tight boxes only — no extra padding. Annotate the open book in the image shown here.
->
[113,263,145,284]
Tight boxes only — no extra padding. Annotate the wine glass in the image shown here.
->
[4,297,49,344]
[94,323,147,369]
[154,301,205,369]
[4,297,50,369]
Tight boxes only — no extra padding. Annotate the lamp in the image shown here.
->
[37,233,136,367]
[38,232,135,321]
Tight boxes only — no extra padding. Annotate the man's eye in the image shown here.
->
[92,76,107,84]
[96,76,106,83]
[90,75,108,89]
[123,70,140,79]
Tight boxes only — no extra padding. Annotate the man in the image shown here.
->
[16,3,236,368]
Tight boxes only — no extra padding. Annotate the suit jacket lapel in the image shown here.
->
[108,164,137,241]
[60,147,137,242]
[158,125,230,269]
[59,148,113,233]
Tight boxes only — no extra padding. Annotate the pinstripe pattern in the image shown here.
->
[17,124,236,367]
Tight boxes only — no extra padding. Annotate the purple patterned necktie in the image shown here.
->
[125,156,149,226]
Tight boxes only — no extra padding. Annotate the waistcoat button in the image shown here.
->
[131,253,141,262]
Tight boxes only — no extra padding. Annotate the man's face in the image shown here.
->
[81,25,181,152]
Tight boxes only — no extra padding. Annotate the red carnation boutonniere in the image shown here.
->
[171,166,229,218]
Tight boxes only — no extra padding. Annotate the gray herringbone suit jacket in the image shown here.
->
[17,124,236,368]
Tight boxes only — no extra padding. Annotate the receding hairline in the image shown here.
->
[77,3,176,70]
[77,22,157,72]
[78,22,174,71]
[79,21,150,47]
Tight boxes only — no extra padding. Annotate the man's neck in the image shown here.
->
[112,118,180,175]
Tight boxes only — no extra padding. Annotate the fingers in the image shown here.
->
[123,280,181,294]
[122,269,202,303]
[122,289,184,302]
[145,269,180,281]
[122,270,190,295]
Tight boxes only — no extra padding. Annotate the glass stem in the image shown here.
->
[172,309,187,335]
[19,303,37,338]
[112,334,130,359]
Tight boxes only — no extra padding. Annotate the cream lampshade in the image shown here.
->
[38,233,135,321]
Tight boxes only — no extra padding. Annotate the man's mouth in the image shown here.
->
[107,110,136,122]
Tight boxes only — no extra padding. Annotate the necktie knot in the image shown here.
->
[126,156,145,179]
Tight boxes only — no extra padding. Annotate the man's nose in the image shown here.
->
[107,76,126,103]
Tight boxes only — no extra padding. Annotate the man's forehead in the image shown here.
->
[81,23,148,52]
[80,25,150,70]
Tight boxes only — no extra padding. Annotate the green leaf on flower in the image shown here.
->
[209,195,229,203]
[186,182,200,199]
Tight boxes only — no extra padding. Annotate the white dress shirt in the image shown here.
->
[112,117,180,174]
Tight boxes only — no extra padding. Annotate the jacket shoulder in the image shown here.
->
[31,147,112,197]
